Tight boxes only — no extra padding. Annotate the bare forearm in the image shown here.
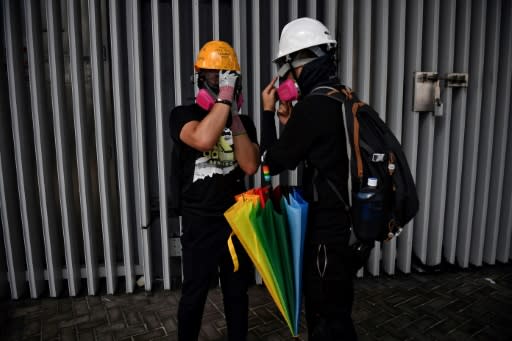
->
[234,135,260,175]
[180,103,230,151]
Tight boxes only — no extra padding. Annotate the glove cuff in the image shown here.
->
[218,86,235,102]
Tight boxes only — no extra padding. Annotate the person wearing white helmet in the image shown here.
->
[170,40,259,341]
[261,18,359,340]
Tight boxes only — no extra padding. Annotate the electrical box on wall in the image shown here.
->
[413,72,468,115]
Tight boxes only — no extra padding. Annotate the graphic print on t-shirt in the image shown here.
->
[193,128,237,182]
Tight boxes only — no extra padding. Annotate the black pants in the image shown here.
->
[303,240,358,341]
[178,215,251,341]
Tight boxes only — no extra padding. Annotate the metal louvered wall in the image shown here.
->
[0,0,511,299]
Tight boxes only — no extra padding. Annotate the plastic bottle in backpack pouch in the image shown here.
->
[352,177,386,242]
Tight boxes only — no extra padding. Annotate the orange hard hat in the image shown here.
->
[194,40,240,72]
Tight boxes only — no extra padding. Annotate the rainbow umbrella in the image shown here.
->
[282,189,308,333]
[225,189,299,336]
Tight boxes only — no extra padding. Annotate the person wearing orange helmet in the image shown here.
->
[169,40,259,341]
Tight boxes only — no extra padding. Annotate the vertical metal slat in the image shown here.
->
[307,0,317,18]
[339,0,354,86]
[24,0,63,297]
[382,0,407,275]
[88,0,117,294]
[286,1,298,188]
[3,0,46,298]
[171,0,183,106]
[470,0,502,266]
[0,51,26,299]
[355,0,381,276]
[151,0,171,290]
[324,0,337,34]
[67,0,99,294]
[212,0,219,40]
[127,0,152,291]
[413,0,439,264]
[488,0,512,264]
[443,0,471,265]
[427,0,456,266]
[108,0,136,293]
[370,0,389,117]
[457,0,487,268]
[289,0,298,19]
[251,0,262,284]
[232,0,248,116]
[355,0,371,101]
[46,0,82,296]
[192,0,200,69]
[497,94,512,262]
[398,0,423,274]
[372,0,397,275]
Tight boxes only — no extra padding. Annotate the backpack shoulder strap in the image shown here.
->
[310,85,365,181]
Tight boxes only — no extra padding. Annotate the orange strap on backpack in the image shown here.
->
[341,87,365,180]
[351,102,365,180]
[328,87,366,180]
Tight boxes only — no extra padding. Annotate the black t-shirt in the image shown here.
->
[169,104,258,217]
[262,95,351,242]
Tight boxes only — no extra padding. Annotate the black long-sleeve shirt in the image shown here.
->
[261,94,351,243]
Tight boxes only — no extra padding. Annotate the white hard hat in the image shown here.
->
[273,17,337,63]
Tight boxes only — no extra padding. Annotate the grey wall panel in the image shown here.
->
[171,0,183,106]
[324,0,336,33]
[490,0,512,264]
[46,0,82,296]
[414,0,439,264]
[354,0,371,101]
[338,0,354,87]
[24,0,63,297]
[382,0,407,275]
[355,0,380,277]
[212,0,219,39]
[398,0,423,274]
[3,0,46,298]
[0,0,511,300]
[427,0,456,266]
[470,0,502,266]
[251,0,262,284]
[444,0,471,265]
[370,0,389,118]
[127,0,152,291]
[88,0,117,294]
[496,65,512,263]
[0,54,27,299]
[151,0,171,290]
[67,0,100,295]
[457,0,487,268]
[251,0,262,190]
[109,0,136,293]
[368,0,390,276]
[232,0,248,116]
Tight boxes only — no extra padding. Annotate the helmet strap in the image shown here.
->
[288,61,302,98]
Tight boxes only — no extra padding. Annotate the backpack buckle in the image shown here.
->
[372,153,385,162]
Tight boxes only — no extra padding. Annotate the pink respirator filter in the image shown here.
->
[196,89,215,111]
[277,79,300,102]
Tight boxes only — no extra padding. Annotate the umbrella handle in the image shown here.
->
[228,232,239,272]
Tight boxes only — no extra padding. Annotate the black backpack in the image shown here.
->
[310,85,419,243]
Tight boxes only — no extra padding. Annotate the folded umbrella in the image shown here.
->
[225,187,307,337]
[224,194,288,323]
[282,189,308,334]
